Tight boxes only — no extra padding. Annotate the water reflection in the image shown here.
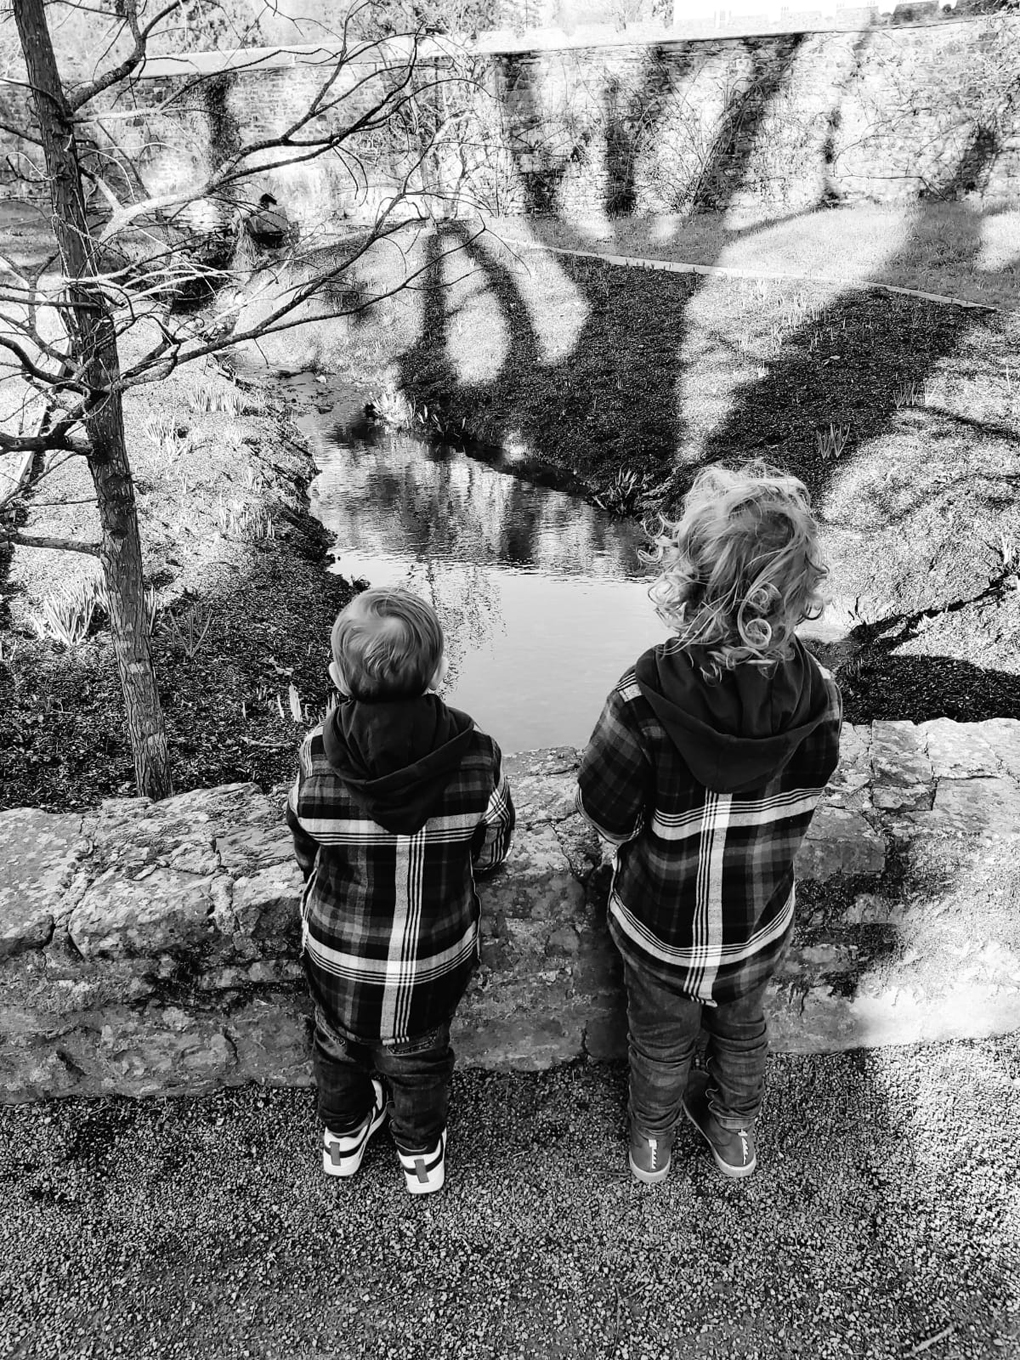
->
[305,417,666,751]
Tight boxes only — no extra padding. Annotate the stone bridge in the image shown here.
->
[2,718,1018,1102]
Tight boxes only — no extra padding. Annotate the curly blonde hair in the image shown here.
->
[645,462,827,679]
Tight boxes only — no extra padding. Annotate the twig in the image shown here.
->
[906,1324,955,1356]
[240,737,294,749]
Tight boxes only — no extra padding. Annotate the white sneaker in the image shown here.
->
[322,1079,388,1177]
[396,1129,447,1196]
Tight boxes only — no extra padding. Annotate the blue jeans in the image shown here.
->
[312,1010,454,1152]
[623,960,770,1137]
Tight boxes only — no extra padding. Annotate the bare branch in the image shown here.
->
[1,530,101,557]
[68,1,183,114]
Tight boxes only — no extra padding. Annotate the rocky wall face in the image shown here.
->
[7,19,1017,223]
[1,719,1019,1102]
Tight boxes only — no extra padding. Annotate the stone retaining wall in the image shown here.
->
[3,16,1018,222]
[2,718,1018,1103]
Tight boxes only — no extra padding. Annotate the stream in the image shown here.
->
[298,394,667,752]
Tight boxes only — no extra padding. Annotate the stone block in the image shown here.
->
[871,720,934,789]
[479,825,585,922]
[229,996,313,1086]
[978,719,1020,784]
[925,778,1019,835]
[230,864,303,951]
[511,774,581,827]
[217,827,295,872]
[68,867,222,959]
[583,1013,627,1062]
[0,809,83,959]
[825,722,872,800]
[920,718,1000,780]
[796,806,885,879]
[873,784,932,812]
[505,748,579,780]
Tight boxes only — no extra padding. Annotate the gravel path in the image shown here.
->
[2,1039,1018,1360]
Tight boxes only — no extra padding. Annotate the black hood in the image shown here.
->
[322,694,475,835]
[634,637,832,794]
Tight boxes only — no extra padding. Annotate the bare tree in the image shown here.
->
[1,0,487,798]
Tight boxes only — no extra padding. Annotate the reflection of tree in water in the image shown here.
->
[317,427,649,579]
[370,554,504,696]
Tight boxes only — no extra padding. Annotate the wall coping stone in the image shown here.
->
[1,719,1018,1101]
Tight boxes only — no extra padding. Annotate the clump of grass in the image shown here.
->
[145,412,195,466]
[28,579,103,648]
[216,497,276,541]
[161,600,213,659]
[815,422,852,460]
[187,384,244,417]
[893,379,926,410]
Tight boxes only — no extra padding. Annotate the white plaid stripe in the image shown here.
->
[305,920,477,983]
[609,886,795,973]
[650,787,823,840]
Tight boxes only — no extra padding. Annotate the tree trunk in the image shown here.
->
[14,0,173,799]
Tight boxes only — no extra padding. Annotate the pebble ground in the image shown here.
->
[2,1037,1018,1360]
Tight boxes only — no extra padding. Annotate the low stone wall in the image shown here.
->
[2,719,1019,1102]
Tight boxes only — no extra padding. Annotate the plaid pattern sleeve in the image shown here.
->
[575,678,649,845]
[471,751,515,873]
[288,725,513,1042]
[576,665,842,1005]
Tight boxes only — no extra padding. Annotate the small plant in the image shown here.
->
[815,422,852,460]
[216,498,276,541]
[990,532,1018,583]
[161,601,213,659]
[593,468,648,516]
[367,387,417,428]
[893,379,926,410]
[145,412,194,466]
[187,383,244,416]
[29,578,104,648]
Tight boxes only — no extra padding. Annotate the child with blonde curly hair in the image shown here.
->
[576,462,842,1183]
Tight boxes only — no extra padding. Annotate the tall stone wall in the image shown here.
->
[2,719,1019,1103]
[3,16,1019,224]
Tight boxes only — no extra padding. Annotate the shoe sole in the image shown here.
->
[682,1098,757,1179]
[322,1106,388,1178]
[628,1152,670,1185]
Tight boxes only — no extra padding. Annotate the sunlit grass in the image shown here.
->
[495,202,1020,312]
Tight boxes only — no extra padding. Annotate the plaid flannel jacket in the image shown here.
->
[576,663,841,1004]
[288,724,514,1042]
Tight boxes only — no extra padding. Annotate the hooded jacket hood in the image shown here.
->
[322,694,476,835]
[634,636,834,795]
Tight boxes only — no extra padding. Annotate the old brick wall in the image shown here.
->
[3,17,1018,223]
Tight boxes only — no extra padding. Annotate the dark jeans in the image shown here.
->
[312,1010,454,1153]
[623,960,770,1138]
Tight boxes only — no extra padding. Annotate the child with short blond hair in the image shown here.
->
[576,463,841,1183]
[288,588,514,1195]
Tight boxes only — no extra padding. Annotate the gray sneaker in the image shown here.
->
[682,1070,757,1178]
[628,1124,673,1184]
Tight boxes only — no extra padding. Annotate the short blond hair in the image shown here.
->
[646,462,827,679]
[331,588,443,702]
